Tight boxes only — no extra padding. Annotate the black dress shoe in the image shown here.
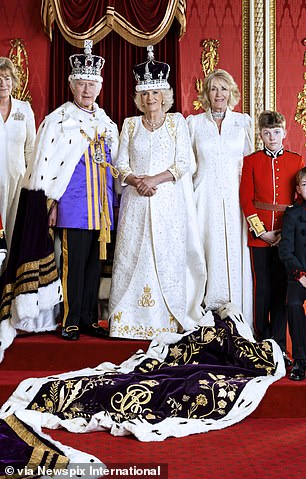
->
[282,352,293,368]
[81,323,109,338]
[289,360,306,381]
[61,326,80,341]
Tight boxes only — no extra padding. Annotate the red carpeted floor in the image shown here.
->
[1,331,306,479]
[48,418,306,479]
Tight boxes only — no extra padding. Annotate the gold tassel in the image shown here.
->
[98,155,112,259]
[82,131,119,259]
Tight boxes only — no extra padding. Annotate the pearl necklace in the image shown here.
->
[211,110,226,120]
[144,115,165,131]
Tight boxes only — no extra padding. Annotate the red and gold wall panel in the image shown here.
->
[0,0,305,158]
[276,0,305,154]
[179,0,243,118]
[0,0,50,126]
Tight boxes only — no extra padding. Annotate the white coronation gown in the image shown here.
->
[187,108,253,326]
[0,97,35,259]
[109,113,206,339]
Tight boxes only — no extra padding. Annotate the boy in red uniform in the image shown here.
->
[240,110,304,365]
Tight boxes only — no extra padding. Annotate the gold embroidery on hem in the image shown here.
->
[113,311,122,322]
[110,322,178,339]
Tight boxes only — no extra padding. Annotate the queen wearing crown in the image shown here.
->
[108,46,206,339]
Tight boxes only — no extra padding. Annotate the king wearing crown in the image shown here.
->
[0,40,119,353]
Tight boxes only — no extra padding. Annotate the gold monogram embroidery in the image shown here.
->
[113,311,122,323]
[138,284,155,307]
[111,381,159,416]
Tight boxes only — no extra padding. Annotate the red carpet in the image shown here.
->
[1,331,305,416]
[48,418,306,479]
[1,331,306,479]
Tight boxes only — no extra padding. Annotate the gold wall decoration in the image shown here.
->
[193,39,220,111]
[242,1,276,149]
[8,39,32,103]
[295,46,306,147]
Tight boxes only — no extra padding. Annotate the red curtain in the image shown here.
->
[42,0,185,46]
[49,23,181,129]
[58,0,174,35]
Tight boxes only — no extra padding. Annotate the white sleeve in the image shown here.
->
[24,101,36,168]
[114,118,135,185]
[168,113,191,181]
[186,114,199,177]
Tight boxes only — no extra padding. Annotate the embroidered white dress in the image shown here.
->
[109,113,206,339]
[187,109,254,326]
[0,97,35,257]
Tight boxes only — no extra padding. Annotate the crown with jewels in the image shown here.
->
[133,45,170,92]
[69,40,105,84]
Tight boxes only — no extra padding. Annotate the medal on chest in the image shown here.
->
[80,127,107,164]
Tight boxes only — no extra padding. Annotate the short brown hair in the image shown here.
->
[258,110,286,130]
[296,167,306,185]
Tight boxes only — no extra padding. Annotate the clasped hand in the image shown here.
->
[134,175,157,196]
[260,229,281,246]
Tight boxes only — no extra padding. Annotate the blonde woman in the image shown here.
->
[187,69,253,325]
[0,57,36,266]
[0,57,36,270]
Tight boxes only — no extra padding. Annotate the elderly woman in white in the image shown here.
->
[0,57,36,269]
[109,47,205,340]
[187,69,254,326]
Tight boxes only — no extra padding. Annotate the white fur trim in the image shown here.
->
[0,304,285,444]
[24,102,119,201]
[68,73,103,84]
[0,319,17,363]
[13,279,61,322]
[10,280,61,331]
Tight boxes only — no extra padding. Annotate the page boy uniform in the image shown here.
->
[240,142,303,356]
[279,192,306,380]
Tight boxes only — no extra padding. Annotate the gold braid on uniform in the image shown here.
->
[246,214,266,238]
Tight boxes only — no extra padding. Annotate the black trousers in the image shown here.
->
[250,246,287,351]
[287,281,306,360]
[59,228,101,330]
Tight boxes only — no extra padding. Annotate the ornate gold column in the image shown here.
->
[295,45,306,147]
[242,0,276,148]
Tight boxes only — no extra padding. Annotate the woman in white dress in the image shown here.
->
[109,47,205,339]
[0,57,36,268]
[187,69,253,325]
